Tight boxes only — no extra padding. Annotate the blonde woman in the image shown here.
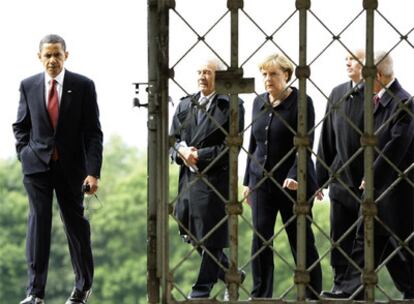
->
[243,53,322,299]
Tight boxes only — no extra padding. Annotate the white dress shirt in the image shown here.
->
[44,69,65,106]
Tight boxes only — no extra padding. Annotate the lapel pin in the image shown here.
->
[67,90,72,93]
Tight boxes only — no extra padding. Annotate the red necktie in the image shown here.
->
[48,79,59,129]
[373,95,380,108]
[48,79,59,160]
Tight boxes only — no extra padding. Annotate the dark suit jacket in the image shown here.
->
[170,93,244,248]
[316,81,365,198]
[243,87,318,198]
[370,79,414,237]
[12,70,103,190]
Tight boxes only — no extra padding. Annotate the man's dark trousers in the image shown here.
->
[329,184,361,289]
[23,160,93,298]
[191,247,229,297]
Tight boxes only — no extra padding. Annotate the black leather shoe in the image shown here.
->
[306,293,320,300]
[20,295,44,304]
[321,290,351,299]
[239,269,246,284]
[329,284,342,294]
[223,270,247,300]
[403,291,414,300]
[65,288,91,304]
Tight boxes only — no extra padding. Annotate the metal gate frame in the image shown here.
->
[146,0,411,303]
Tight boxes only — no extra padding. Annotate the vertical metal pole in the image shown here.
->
[147,1,160,302]
[362,0,378,301]
[157,0,170,302]
[226,0,242,301]
[295,0,310,301]
[147,0,170,303]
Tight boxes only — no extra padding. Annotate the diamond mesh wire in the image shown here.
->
[148,1,414,303]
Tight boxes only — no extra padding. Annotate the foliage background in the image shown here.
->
[0,136,399,303]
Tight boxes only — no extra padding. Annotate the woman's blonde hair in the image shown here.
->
[258,53,294,82]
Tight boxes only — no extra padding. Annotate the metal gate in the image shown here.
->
[146,0,414,303]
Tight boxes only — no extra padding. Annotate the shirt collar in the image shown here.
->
[377,78,395,98]
[45,69,65,86]
[200,91,216,101]
[199,91,216,109]
[352,80,364,89]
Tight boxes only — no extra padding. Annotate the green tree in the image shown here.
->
[91,135,148,303]
[0,158,27,300]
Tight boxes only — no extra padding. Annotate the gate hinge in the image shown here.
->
[132,82,149,108]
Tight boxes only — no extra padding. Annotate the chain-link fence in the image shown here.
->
[147,0,414,303]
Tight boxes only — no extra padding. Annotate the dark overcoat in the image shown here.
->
[170,93,244,248]
[370,79,414,238]
[316,81,365,197]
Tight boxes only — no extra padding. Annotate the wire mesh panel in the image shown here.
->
[147,0,414,303]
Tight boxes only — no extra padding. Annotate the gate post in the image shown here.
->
[295,0,311,301]
[147,0,171,303]
[361,0,378,301]
[227,0,243,300]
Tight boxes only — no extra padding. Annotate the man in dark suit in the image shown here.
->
[323,51,414,300]
[12,34,103,304]
[169,58,244,298]
[317,49,365,293]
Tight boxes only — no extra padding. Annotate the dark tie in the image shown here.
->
[197,97,208,125]
[48,79,59,129]
[48,79,59,160]
[373,94,380,108]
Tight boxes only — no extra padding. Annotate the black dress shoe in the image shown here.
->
[20,295,44,304]
[239,269,246,284]
[65,288,91,304]
[403,291,414,300]
[321,290,351,299]
[306,293,320,300]
[329,284,342,293]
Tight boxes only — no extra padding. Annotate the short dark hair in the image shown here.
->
[39,34,66,52]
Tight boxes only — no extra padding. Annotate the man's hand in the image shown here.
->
[178,146,199,168]
[315,189,324,201]
[282,178,298,190]
[83,175,99,195]
[242,186,252,206]
[242,186,251,199]
[359,180,366,190]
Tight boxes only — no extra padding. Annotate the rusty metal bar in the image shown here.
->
[158,1,172,301]
[147,0,160,302]
[295,0,310,301]
[147,0,172,303]
[361,0,378,301]
[226,0,243,301]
